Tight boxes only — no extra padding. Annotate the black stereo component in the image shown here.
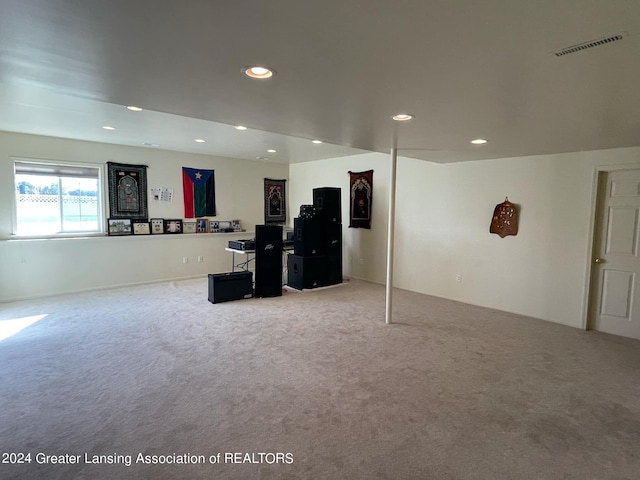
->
[228,239,255,251]
[293,217,324,256]
[313,187,341,224]
[208,271,253,304]
[283,229,294,248]
[254,225,283,297]
[287,254,328,290]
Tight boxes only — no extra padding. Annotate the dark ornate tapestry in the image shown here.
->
[490,197,519,238]
[264,178,286,223]
[107,162,148,220]
[349,170,373,229]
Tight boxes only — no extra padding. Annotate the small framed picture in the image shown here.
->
[133,221,151,235]
[232,219,241,231]
[108,218,133,236]
[196,218,209,233]
[219,220,232,232]
[183,221,197,234]
[150,218,164,234]
[209,221,220,233]
[164,219,183,234]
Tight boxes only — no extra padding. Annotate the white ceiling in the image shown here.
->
[0,0,639,164]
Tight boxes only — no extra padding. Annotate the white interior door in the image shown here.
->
[589,168,640,339]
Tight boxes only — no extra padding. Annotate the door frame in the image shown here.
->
[582,163,640,331]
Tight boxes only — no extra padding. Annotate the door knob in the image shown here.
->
[594,258,605,263]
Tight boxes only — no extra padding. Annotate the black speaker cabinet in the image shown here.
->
[322,222,342,254]
[324,223,342,285]
[293,217,324,256]
[326,252,343,286]
[287,254,328,290]
[255,225,283,297]
[208,271,253,304]
[313,187,341,224]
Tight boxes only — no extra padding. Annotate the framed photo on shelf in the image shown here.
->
[183,221,197,234]
[107,218,133,236]
[133,221,151,235]
[209,221,220,233]
[232,219,241,231]
[196,218,209,233]
[219,220,232,232]
[163,219,183,234]
[150,218,164,234]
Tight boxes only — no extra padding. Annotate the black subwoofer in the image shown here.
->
[287,254,328,290]
[254,225,283,297]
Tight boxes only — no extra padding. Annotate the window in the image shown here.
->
[13,160,103,236]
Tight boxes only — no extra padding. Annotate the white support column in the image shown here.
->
[385,147,398,324]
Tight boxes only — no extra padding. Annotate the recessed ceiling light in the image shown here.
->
[242,65,276,79]
[391,113,414,121]
[312,139,323,144]
[126,106,143,112]
[102,125,116,130]
[194,139,206,143]
[471,138,488,145]
[267,149,277,153]
[234,125,248,131]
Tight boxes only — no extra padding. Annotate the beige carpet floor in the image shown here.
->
[0,277,638,480]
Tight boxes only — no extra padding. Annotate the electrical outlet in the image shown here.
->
[456,274,462,283]
[197,256,204,263]
[359,258,364,265]
[182,257,188,264]
[20,257,27,264]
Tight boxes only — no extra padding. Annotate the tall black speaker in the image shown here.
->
[313,187,341,224]
[293,217,324,256]
[255,225,283,297]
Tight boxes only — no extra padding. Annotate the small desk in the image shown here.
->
[224,247,293,273]
[224,247,255,272]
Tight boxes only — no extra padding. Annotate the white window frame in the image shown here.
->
[11,157,105,237]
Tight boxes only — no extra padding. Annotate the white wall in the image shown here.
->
[0,132,288,301]
[289,147,640,329]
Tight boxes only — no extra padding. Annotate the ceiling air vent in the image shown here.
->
[554,33,626,57]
